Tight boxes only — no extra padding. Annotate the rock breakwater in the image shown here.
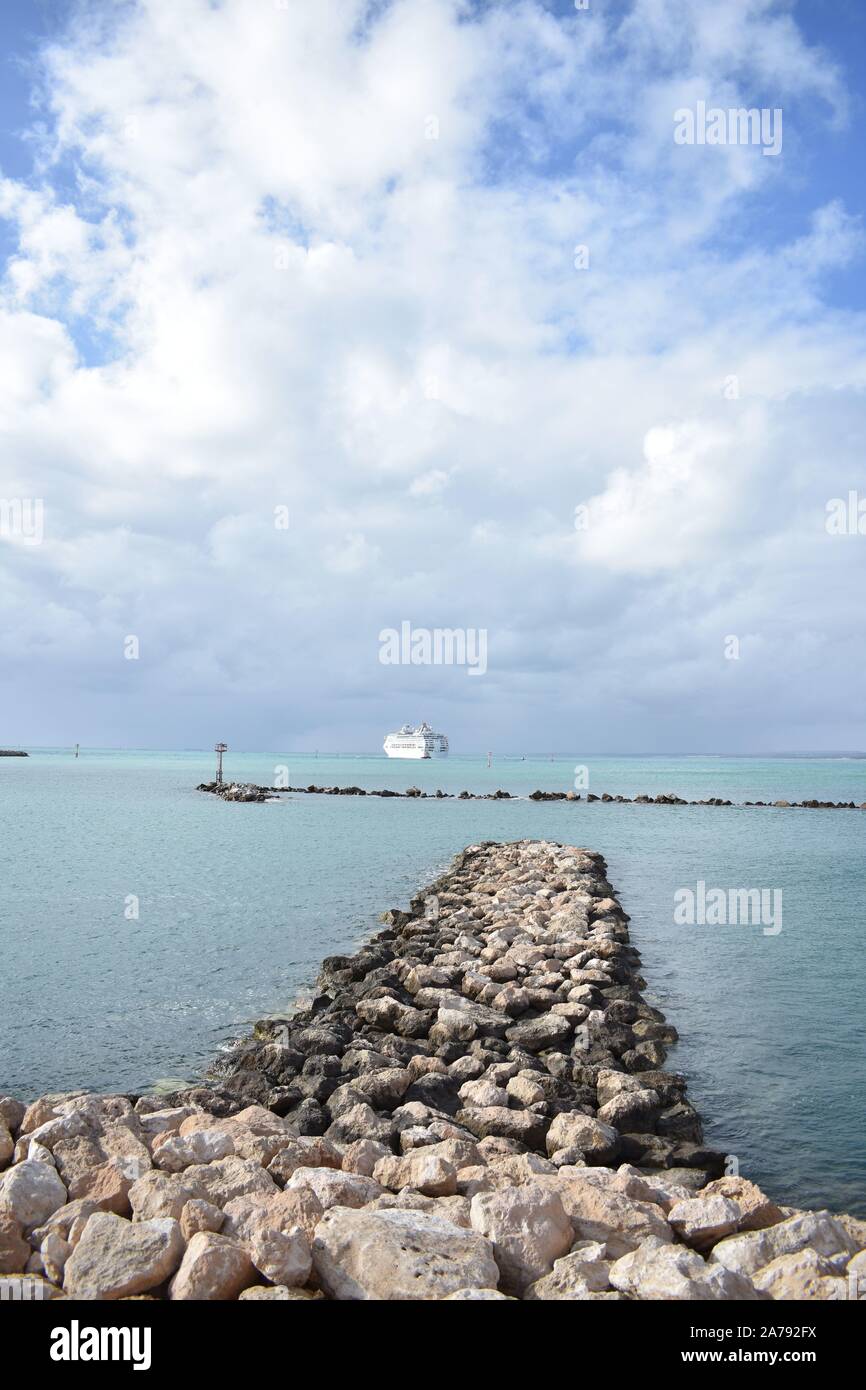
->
[197,781,866,809]
[2,839,863,1301]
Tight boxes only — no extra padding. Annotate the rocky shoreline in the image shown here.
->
[2,839,863,1301]
[197,780,866,809]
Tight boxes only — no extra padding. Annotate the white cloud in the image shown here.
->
[0,0,864,751]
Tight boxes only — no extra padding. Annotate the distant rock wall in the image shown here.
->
[197,780,866,808]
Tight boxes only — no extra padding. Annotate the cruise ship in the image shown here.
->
[383,722,449,759]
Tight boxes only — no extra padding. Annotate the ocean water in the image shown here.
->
[1,749,864,1216]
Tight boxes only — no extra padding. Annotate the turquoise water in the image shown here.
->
[1,749,864,1216]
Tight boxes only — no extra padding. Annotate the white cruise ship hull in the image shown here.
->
[384,741,429,759]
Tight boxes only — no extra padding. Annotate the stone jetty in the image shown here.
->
[2,840,863,1301]
[197,781,866,810]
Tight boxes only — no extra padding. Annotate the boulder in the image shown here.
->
[469,1184,573,1294]
[341,1139,392,1177]
[154,1129,235,1172]
[709,1211,858,1278]
[373,1152,457,1197]
[525,1245,612,1300]
[458,1078,509,1109]
[597,1088,661,1134]
[181,1157,277,1207]
[506,1074,546,1107]
[325,1103,394,1147]
[0,1213,29,1274]
[63,1213,184,1299]
[0,1124,13,1169]
[505,1015,573,1052]
[610,1236,763,1300]
[700,1176,783,1232]
[128,1170,200,1222]
[249,1226,312,1288]
[0,1099,26,1136]
[0,1160,67,1231]
[457,1106,549,1150]
[668,1196,742,1252]
[546,1114,618,1165]
[180,1199,224,1240]
[40,1232,71,1286]
[753,1248,846,1301]
[286,1167,384,1210]
[553,1173,673,1258]
[169,1232,255,1300]
[313,1206,500,1301]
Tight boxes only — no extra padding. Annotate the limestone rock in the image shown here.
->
[341,1139,391,1177]
[597,1088,661,1134]
[505,1014,573,1052]
[313,1206,500,1300]
[169,1231,255,1300]
[458,1079,509,1108]
[63,1213,184,1299]
[554,1173,673,1258]
[0,1098,26,1136]
[0,1159,67,1231]
[506,1074,546,1107]
[182,1156,277,1207]
[68,1160,136,1217]
[128,1170,200,1222]
[0,1213,29,1274]
[668,1195,742,1252]
[457,1106,549,1150]
[180,1199,224,1240]
[469,1183,573,1294]
[153,1129,235,1171]
[250,1225,312,1288]
[546,1113,618,1165]
[325,1103,394,1146]
[595,1070,645,1108]
[709,1211,858,1278]
[374,1151,457,1197]
[754,1248,846,1300]
[40,1232,71,1285]
[286,1167,383,1210]
[701,1176,783,1232]
[610,1236,762,1300]
[525,1247,613,1299]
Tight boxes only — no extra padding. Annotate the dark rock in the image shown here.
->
[404,1074,460,1116]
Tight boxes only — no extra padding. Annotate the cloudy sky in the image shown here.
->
[1,0,865,754]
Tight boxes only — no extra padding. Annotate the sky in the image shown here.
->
[0,0,865,755]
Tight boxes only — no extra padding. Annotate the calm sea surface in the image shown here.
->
[1,750,864,1215]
